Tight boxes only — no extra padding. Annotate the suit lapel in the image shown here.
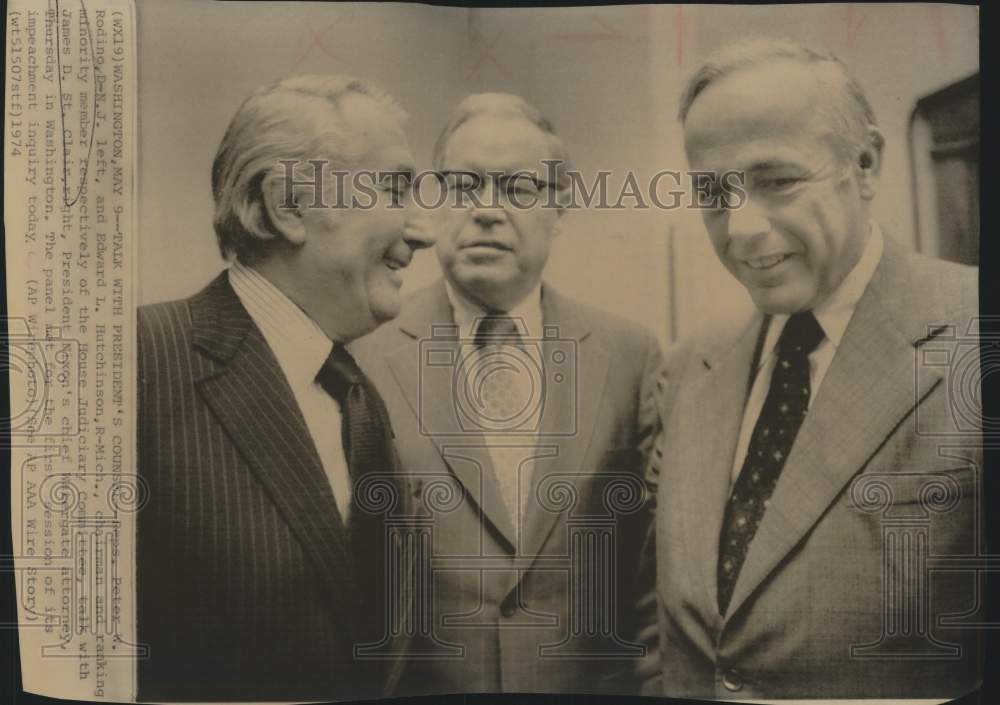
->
[726,240,947,619]
[387,282,518,546]
[520,287,607,563]
[670,316,765,621]
[188,274,362,637]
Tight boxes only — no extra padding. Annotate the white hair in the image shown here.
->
[211,74,407,262]
[679,37,881,161]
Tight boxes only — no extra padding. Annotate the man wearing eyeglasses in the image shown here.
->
[352,93,663,695]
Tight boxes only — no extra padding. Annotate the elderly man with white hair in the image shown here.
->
[353,92,663,695]
[136,75,434,701]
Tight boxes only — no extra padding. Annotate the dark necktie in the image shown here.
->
[474,313,523,349]
[717,311,825,616]
[315,345,395,584]
[472,313,529,524]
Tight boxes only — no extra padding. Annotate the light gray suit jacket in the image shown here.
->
[352,280,663,695]
[649,237,983,699]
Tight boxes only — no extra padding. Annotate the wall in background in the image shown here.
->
[138,2,978,347]
[138,0,471,304]
[656,4,980,338]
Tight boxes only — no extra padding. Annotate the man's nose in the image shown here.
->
[471,179,506,228]
[472,207,505,228]
[726,198,770,243]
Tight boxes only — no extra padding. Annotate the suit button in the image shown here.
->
[721,668,743,692]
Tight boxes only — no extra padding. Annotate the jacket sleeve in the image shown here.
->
[634,340,692,695]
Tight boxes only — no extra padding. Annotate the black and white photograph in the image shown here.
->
[3,2,990,703]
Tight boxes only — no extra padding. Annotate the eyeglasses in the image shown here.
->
[436,170,558,206]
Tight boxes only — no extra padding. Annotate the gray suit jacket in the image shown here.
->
[352,280,663,695]
[137,273,412,701]
[649,237,983,699]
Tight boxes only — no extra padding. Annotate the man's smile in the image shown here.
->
[743,253,792,270]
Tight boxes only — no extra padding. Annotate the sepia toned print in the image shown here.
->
[4,2,986,703]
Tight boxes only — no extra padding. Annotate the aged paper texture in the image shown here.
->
[5,0,137,700]
[4,2,984,703]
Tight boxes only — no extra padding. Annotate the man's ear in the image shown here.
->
[262,172,308,245]
[857,126,884,201]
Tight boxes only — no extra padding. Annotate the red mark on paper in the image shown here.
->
[551,16,623,42]
[467,27,509,80]
[927,5,950,64]
[675,5,684,67]
[289,23,342,71]
[845,5,870,47]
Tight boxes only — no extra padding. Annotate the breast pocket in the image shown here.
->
[847,466,979,518]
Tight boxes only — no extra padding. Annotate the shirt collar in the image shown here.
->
[760,222,884,359]
[228,261,333,389]
[444,280,543,342]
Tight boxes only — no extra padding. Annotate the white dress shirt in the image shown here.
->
[445,280,546,420]
[731,225,885,485]
[228,262,353,520]
[445,282,544,532]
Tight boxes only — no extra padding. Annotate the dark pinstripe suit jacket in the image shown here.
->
[137,273,409,701]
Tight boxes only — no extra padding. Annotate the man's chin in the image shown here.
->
[342,298,400,342]
[749,285,814,315]
[370,298,402,325]
[454,267,518,293]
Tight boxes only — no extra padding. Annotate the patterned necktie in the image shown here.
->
[474,313,523,349]
[472,314,531,529]
[717,311,825,616]
[315,345,395,583]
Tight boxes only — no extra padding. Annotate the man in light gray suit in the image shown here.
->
[353,93,662,695]
[648,39,982,699]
